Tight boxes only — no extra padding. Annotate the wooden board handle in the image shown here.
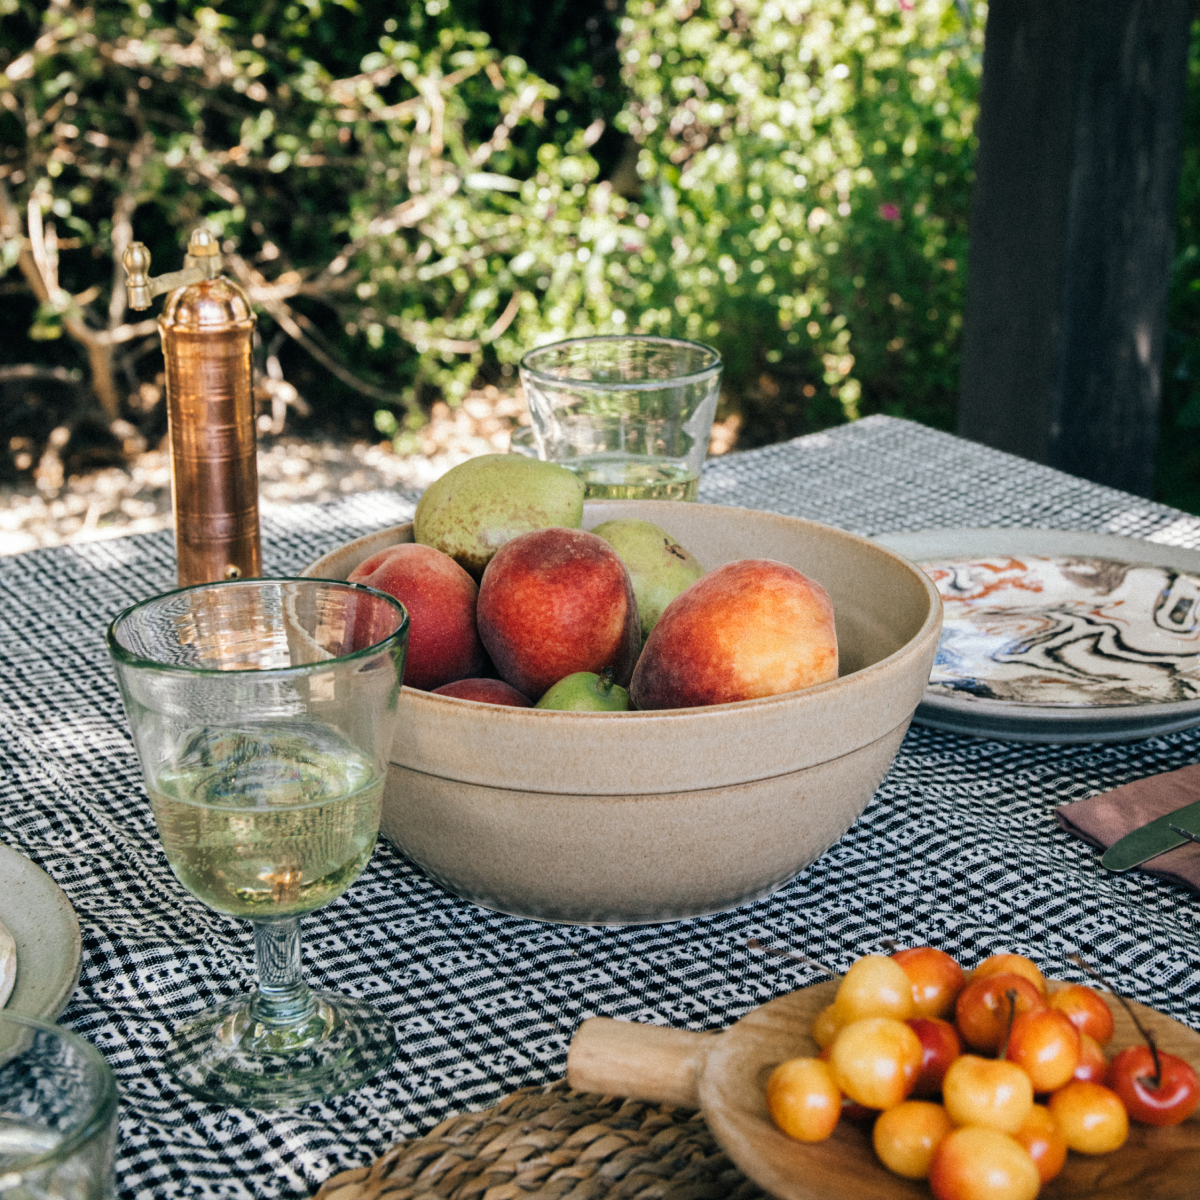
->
[566,1017,715,1109]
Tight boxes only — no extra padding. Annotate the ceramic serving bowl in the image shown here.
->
[304,501,942,925]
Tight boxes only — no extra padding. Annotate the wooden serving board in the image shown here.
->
[567,980,1200,1200]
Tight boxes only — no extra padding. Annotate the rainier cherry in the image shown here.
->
[1072,1033,1109,1084]
[810,1003,842,1050]
[765,1057,842,1142]
[928,1126,1040,1200]
[829,1017,923,1110]
[1004,1007,1081,1093]
[1107,1045,1200,1126]
[971,953,1048,996]
[834,954,914,1024]
[941,1054,1034,1134]
[1012,1103,1068,1183]
[1048,982,1115,1046]
[907,1017,962,1097]
[872,1100,953,1180]
[1048,1080,1129,1154]
[956,973,1046,1054]
[892,947,967,1019]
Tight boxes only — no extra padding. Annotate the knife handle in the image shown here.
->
[566,1017,713,1107]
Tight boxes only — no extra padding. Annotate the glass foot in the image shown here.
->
[164,990,396,1109]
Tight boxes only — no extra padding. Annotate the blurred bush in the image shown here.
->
[1,0,1196,505]
[0,0,622,468]
[0,0,983,469]
[601,0,982,445]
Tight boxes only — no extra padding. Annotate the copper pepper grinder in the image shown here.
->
[122,229,262,586]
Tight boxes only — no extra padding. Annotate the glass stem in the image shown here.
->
[249,917,316,1027]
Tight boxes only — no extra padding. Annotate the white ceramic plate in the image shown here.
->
[0,843,82,1020]
[874,528,1200,743]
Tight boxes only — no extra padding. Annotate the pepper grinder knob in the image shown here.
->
[186,228,219,260]
[122,230,221,311]
[122,242,153,310]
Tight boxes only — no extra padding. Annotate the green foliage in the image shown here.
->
[0,0,617,433]
[603,0,983,445]
[2,0,1196,507]
[1155,17,1200,515]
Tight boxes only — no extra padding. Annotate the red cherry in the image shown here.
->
[907,1017,962,1097]
[1106,1045,1200,1126]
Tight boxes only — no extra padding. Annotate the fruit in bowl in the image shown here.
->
[413,453,584,577]
[347,542,488,692]
[476,527,640,701]
[303,496,941,923]
[397,456,843,709]
[591,516,705,641]
[630,558,838,710]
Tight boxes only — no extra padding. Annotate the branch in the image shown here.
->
[360,63,482,122]
[483,292,522,343]
[469,84,545,170]
[107,132,155,330]
[225,253,416,409]
[0,181,157,419]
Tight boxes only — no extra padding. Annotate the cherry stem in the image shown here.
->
[999,988,1018,1061]
[747,938,840,980]
[1069,952,1161,1088]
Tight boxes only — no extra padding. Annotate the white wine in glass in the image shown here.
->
[107,577,408,1109]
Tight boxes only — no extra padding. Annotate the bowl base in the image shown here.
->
[382,720,909,925]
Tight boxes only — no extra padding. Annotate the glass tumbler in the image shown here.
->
[0,1012,118,1200]
[518,335,722,500]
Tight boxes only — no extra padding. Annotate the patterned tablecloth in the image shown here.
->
[5,414,1200,1199]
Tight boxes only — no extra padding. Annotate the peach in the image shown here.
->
[629,559,838,709]
[349,542,488,691]
[430,678,533,707]
[477,528,640,701]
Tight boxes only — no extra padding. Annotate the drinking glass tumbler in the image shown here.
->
[518,336,722,501]
[0,1012,118,1200]
[106,578,408,1109]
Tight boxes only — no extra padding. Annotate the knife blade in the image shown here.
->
[1101,799,1200,871]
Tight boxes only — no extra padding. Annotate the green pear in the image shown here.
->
[414,454,585,577]
[535,669,630,712]
[590,518,705,641]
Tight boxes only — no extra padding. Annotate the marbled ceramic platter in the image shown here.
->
[875,529,1200,743]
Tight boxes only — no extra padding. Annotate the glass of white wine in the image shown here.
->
[518,336,723,501]
[106,577,408,1109]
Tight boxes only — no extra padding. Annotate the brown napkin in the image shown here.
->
[1056,763,1200,892]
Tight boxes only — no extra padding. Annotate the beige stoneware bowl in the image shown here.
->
[304,501,942,925]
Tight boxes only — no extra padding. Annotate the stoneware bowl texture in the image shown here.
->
[304,501,942,925]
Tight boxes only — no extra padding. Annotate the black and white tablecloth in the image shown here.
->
[5,414,1200,1199]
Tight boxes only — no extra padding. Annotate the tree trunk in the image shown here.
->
[958,0,1194,497]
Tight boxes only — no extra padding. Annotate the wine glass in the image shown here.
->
[106,577,408,1109]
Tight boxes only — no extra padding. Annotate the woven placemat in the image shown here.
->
[312,1081,767,1200]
